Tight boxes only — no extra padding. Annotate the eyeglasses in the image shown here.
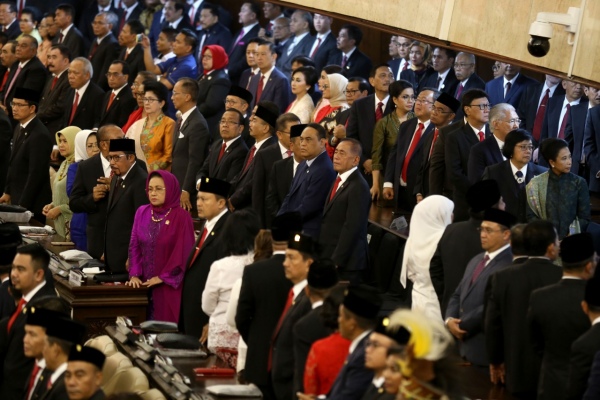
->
[516,144,534,151]
[146,187,166,193]
[219,119,240,126]
[477,226,505,234]
[399,95,416,101]
[454,63,474,69]
[142,97,159,103]
[431,107,453,114]
[467,103,491,110]
[106,72,123,78]
[502,118,522,124]
[415,98,433,105]
[343,89,360,95]
[108,154,127,162]
[10,101,29,108]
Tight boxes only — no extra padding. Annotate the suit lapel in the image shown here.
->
[464,249,509,299]
[108,166,136,211]
[324,170,357,214]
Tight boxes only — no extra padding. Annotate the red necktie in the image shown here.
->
[532,89,550,142]
[267,21,273,32]
[341,55,348,68]
[470,254,490,285]
[478,131,484,142]
[189,6,196,25]
[429,128,439,158]
[118,14,126,33]
[26,363,41,399]
[269,288,295,370]
[7,297,26,332]
[69,91,80,125]
[50,76,58,91]
[217,142,227,163]
[310,38,322,58]
[4,65,22,102]
[401,123,424,182]
[58,33,64,44]
[17,0,23,18]
[329,176,341,202]
[375,102,384,122]
[402,60,408,71]
[188,227,208,268]
[243,145,256,173]
[285,150,292,158]
[106,92,115,111]
[455,83,464,99]
[89,42,99,60]
[505,82,512,98]
[0,70,9,92]
[255,75,264,103]
[246,71,254,90]
[558,104,571,139]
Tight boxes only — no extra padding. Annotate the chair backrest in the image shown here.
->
[139,388,167,400]
[102,352,133,385]
[87,335,118,357]
[103,366,149,396]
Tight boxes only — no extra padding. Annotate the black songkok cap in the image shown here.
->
[466,179,501,212]
[271,212,302,242]
[25,306,68,328]
[436,92,461,113]
[307,259,339,290]
[14,87,40,103]
[585,277,600,307]
[374,315,411,345]
[290,124,307,139]
[69,345,106,369]
[109,138,135,154]
[561,233,595,264]
[228,85,253,105]
[483,208,517,229]
[342,284,382,320]
[288,233,315,257]
[255,104,279,129]
[0,223,21,265]
[46,317,86,344]
[197,176,231,198]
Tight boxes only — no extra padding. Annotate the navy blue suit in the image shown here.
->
[277,151,336,238]
[539,95,568,141]
[328,334,373,400]
[565,102,590,168]
[485,74,538,107]
[584,105,600,192]
[310,33,340,73]
[400,66,435,95]
[517,82,565,134]
[197,23,233,65]
[453,73,486,120]
[148,8,164,57]
[424,68,459,96]
[467,134,504,184]
[330,48,372,80]
[276,33,315,78]
[228,24,262,85]
[248,67,292,114]
[388,58,407,80]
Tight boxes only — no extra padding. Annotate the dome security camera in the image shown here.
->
[528,21,553,57]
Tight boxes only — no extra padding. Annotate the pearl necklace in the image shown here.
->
[151,208,172,223]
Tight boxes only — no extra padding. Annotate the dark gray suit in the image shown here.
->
[276,33,315,78]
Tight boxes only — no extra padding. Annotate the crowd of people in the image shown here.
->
[1,0,600,399]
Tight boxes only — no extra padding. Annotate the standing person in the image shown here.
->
[51,4,84,58]
[287,66,316,123]
[38,44,72,136]
[486,63,538,108]
[62,57,105,130]
[247,41,292,113]
[330,24,372,80]
[97,60,137,128]
[309,14,338,73]
[88,11,120,92]
[0,87,52,223]
[126,170,195,323]
[228,2,261,85]
[42,126,80,239]
[400,41,433,95]
[197,44,231,140]
[118,20,146,86]
[402,195,454,322]
[36,14,54,65]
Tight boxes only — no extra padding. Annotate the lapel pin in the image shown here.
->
[166,220,170,225]
[211,231,215,236]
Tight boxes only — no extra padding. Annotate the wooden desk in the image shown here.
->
[368,204,409,239]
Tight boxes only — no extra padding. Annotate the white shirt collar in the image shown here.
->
[311,300,323,310]
[97,32,111,43]
[373,376,385,388]
[180,105,197,125]
[343,47,356,59]
[293,31,309,44]
[437,68,450,88]
[563,96,581,107]
[349,330,371,354]
[293,158,300,176]
[204,208,228,235]
[292,279,307,300]
[60,24,73,37]
[469,123,486,136]
[493,134,506,159]
[241,22,259,35]
[49,363,67,385]
[223,136,241,149]
[278,141,289,157]
[169,16,184,29]
[118,161,136,181]
[23,281,47,302]
[374,94,390,112]
[338,166,357,185]
[485,243,511,263]
[101,154,111,177]
[306,150,325,166]
[18,59,32,69]
[260,65,276,83]
[124,3,138,18]
[20,116,35,129]
[593,316,600,326]
[76,80,92,97]
[504,73,519,87]
[112,83,128,97]
[254,136,271,152]
[510,160,528,179]
[317,30,331,40]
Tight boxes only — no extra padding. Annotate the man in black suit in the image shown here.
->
[196,3,232,73]
[69,125,124,259]
[97,60,137,127]
[162,1,193,32]
[331,24,372,80]
[336,76,369,127]
[344,64,395,185]
[0,244,57,399]
[38,45,72,135]
[236,212,301,400]
[271,233,315,400]
[539,79,585,144]
[567,85,600,179]
[62,57,105,129]
[252,112,300,227]
[528,233,594,400]
[52,4,85,58]
[172,77,211,212]
[309,14,339,73]
[196,108,249,184]
[0,223,19,320]
[79,0,123,42]
[485,220,562,398]
[445,89,491,221]
[248,41,292,113]
[0,87,52,223]
[238,38,263,93]
[468,103,519,183]
[584,103,600,194]
[567,276,600,400]
[428,118,464,198]
[117,0,143,34]
[276,10,313,78]
[424,47,458,96]
[485,63,538,108]
[228,2,262,85]
[0,104,11,194]
[118,20,145,86]
[0,2,20,39]
[180,177,230,340]
[103,138,148,278]
[517,74,564,144]
[88,11,121,92]
[1,35,48,121]
[483,129,547,222]
[229,102,278,211]
[65,346,106,400]
[328,285,382,400]
[452,52,486,120]
[384,88,436,211]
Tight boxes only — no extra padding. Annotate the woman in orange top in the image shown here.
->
[139,80,175,171]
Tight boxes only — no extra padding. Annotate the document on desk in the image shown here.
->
[206,384,263,397]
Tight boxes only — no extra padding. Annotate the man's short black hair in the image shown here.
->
[16,244,49,273]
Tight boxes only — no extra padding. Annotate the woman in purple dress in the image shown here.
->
[126,170,195,323]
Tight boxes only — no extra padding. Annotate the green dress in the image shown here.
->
[52,159,74,239]
[371,111,416,172]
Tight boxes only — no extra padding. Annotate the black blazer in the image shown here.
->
[400,66,435,95]
[38,72,70,135]
[52,26,86,58]
[4,117,52,222]
[79,3,123,42]
[483,160,547,222]
[453,73,486,120]
[485,258,562,395]
[62,82,105,129]
[236,254,292,386]
[347,94,395,162]
[328,333,373,400]
[567,323,600,400]
[1,57,48,117]
[89,33,121,92]
[413,126,437,197]
[196,137,249,184]
[467,134,504,184]
[565,102,589,164]
[3,20,20,39]
[228,24,261,85]
[276,33,315,78]
[251,141,284,227]
[584,105,600,192]
[320,169,370,272]
[0,282,56,400]
[272,290,312,400]
[428,120,464,196]
[517,82,565,134]
[119,44,146,86]
[265,156,294,228]
[540,94,567,141]
[179,212,230,338]
[424,68,459,96]
[528,279,590,400]
[104,163,149,273]
[197,68,231,141]
[98,85,137,128]
[171,107,211,194]
[197,23,233,65]
[310,33,340,73]
[41,372,67,400]
[0,107,12,194]
[330,48,372,80]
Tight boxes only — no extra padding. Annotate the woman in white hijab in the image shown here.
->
[401,195,454,322]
